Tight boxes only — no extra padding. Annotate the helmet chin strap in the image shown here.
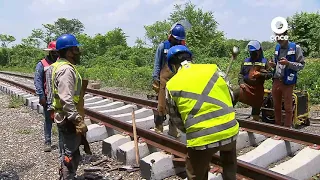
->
[179,60,191,70]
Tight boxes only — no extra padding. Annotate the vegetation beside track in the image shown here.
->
[0,3,319,103]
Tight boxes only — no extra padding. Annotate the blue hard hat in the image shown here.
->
[247,40,261,52]
[171,24,186,40]
[167,45,192,71]
[56,34,81,50]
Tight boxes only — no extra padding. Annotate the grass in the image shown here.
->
[8,95,24,108]
[52,124,58,136]
[16,129,33,135]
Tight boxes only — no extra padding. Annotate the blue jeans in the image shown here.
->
[57,121,82,179]
[43,106,53,144]
[43,106,63,156]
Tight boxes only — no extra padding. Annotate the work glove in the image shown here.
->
[152,79,160,94]
[48,110,55,122]
[73,116,88,135]
[154,115,166,133]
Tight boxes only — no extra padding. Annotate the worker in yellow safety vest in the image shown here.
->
[165,45,239,180]
[52,34,91,180]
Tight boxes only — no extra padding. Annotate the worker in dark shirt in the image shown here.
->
[238,40,273,121]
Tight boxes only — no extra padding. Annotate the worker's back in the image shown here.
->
[166,63,239,148]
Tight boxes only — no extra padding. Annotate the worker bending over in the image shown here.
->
[52,34,91,179]
[34,41,59,152]
[165,45,238,180]
[152,23,186,137]
[238,40,273,121]
[269,30,305,127]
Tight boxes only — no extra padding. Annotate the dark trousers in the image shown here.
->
[186,140,237,180]
[58,121,82,180]
[272,79,294,127]
[251,107,261,116]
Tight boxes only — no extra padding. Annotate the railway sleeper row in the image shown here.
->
[1,78,320,180]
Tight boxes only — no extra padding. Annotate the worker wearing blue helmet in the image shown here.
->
[237,40,273,121]
[51,34,91,179]
[165,45,238,180]
[151,23,186,137]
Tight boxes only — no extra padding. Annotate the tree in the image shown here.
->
[26,18,85,47]
[169,2,228,57]
[144,20,171,47]
[143,2,229,57]
[104,28,128,47]
[0,34,16,48]
[288,12,320,57]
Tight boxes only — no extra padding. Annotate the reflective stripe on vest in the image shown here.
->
[243,62,266,66]
[274,42,297,85]
[243,58,267,67]
[51,59,82,112]
[41,59,51,71]
[40,59,51,96]
[166,63,238,147]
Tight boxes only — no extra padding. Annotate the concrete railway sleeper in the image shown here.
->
[1,73,320,179]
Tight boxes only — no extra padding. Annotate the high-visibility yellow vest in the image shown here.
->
[51,59,82,112]
[166,63,239,148]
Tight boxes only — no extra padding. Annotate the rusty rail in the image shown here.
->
[85,108,295,180]
[0,75,297,180]
[238,119,320,146]
[0,71,158,110]
[3,71,318,146]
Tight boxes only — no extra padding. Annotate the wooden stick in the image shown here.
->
[132,108,140,166]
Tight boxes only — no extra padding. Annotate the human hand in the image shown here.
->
[240,84,246,89]
[74,116,88,135]
[152,79,160,93]
[39,97,46,106]
[279,57,289,65]
[269,61,276,68]
[252,71,261,78]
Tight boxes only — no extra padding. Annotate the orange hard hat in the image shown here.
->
[43,41,57,51]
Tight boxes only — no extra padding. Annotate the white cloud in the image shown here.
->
[145,0,165,5]
[106,0,141,24]
[86,0,141,26]
[199,0,226,11]
[242,0,302,9]
[238,17,248,25]
[159,0,188,17]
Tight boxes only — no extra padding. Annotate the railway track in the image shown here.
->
[0,71,320,180]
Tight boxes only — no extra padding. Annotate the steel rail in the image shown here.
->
[1,71,318,146]
[0,71,158,110]
[0,76,296,180]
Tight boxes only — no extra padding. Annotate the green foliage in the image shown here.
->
[1,2,320,105]
[288,11,320,57]
[8,95,24,108]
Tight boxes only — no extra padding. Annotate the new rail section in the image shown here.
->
[1,71,320,180]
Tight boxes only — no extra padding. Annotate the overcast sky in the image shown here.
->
[0,0,319,47]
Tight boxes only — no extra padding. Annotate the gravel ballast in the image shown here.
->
[0,92,145,180]
[0,91,185,180]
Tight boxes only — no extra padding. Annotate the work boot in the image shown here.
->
[44,142,51,152]
[154,124,164,134]
[168,121,181,138]
[167,127,181,138]
[252,115,261,122]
